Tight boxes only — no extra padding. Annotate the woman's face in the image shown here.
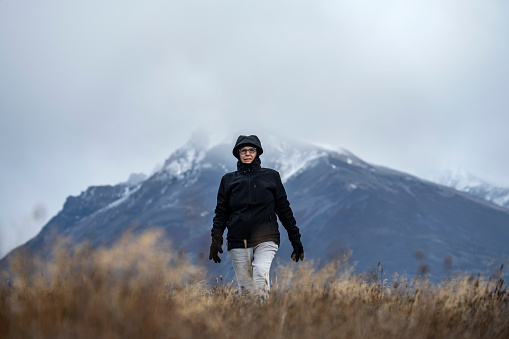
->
[239,146,257,163]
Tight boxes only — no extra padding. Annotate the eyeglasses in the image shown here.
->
[239,147,257,155]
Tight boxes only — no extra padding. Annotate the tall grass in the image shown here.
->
[0,230,507,338]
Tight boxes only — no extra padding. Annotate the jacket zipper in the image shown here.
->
[248,173,252,221]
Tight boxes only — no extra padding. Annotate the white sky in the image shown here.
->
[1,0,508,257]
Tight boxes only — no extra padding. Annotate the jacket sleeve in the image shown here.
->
[273,171,301,243]
[211,175,229,246]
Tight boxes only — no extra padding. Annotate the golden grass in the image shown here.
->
[0,230,507,339]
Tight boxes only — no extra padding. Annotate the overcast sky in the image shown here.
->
[1,0,508,257]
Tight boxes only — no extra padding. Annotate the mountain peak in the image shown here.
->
[153,131,374,185]
[161,145,206,180]
[124,173,148,186]
[435,167,485,190]
[433,167,509,209]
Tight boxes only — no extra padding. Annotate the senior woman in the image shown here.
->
[209,135,304,299]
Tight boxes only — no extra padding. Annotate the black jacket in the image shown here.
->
[211,139,302,250]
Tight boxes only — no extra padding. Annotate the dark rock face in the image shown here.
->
[2,138,509,283]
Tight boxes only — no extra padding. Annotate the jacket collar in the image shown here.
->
[237,157,261,174]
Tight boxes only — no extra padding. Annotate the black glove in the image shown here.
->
[291,241,304,262]
[209,243,223,263]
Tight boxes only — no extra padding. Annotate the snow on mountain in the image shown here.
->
[124,173,148,186]
[158,144,206,181]
[89,184,142,217]
[267,147,328,183]
[433,168,509,209]
[250,136,368,183]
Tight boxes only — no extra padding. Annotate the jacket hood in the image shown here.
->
[232,135,264,159]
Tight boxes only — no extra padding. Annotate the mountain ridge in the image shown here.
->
[433,168,509,209]
[2,136,508,283]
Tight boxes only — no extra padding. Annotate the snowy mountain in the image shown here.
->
[433,168,509,209]
[2,135,509,283]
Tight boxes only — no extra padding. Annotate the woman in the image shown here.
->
[209,135,304,298]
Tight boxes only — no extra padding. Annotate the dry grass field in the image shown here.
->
[1,230,507,338]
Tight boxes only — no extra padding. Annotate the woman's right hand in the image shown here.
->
[209,243,223,263]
